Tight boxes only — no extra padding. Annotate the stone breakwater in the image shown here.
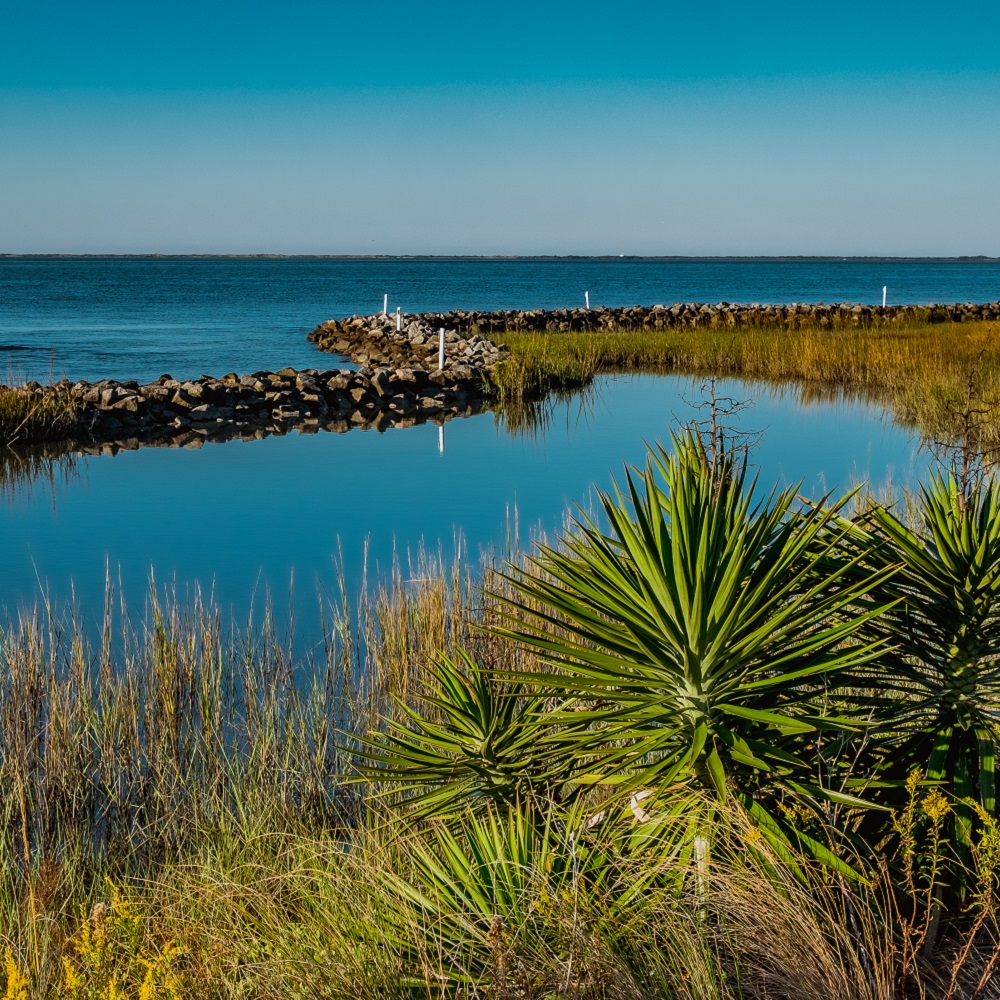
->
[308,311,508,373]
[16,364,488,450]
[313,301,1000,339]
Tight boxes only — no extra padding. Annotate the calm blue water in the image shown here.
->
[2,256,998,384]
[1,374,924,638]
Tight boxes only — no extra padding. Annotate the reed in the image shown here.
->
[0,385,79,447]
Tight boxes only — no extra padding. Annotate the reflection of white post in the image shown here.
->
[438,423,444,454]
[882,286,887,308]
[584,290,590,309]
[439,327,445,371]
[383,294,388,316]
[396,307,401,331]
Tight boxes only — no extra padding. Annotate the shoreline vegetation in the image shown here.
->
[493,317,1000,451]
[5,426,1000,996]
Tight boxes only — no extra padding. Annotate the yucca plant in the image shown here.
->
[846,471,1000,864]
[489,432,894,871]
[378,803,673,993]
[353,648,581,819]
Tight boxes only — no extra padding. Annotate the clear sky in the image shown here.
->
[1,0,998,255]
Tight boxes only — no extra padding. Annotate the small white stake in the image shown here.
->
[383,294,388,316]
[439,328,446,371]
[438,423,444,454]
[396,307,401,332]
[882,286,887,308]
[584,290,590,310]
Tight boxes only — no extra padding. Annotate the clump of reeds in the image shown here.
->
[0,385,79,447]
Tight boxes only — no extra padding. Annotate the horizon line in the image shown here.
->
[2,253,999,262]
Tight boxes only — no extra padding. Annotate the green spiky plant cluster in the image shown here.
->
[352,430,1000,993]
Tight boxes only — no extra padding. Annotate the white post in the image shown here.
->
[584,290,590,310]
[438,328,445,371]
[383,293,388,316]
[438,423,444,455]
[396,307,401,332]
[882,286,887,308]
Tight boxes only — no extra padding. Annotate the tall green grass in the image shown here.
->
[4,461,1000,997]
[494,319,1000,449]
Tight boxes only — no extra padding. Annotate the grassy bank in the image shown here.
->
[493,319,1000,451]
[5,435,1000,997]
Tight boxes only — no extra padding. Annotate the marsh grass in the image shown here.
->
[0,386,79,447]
[2,521,999,997]
[494,319,1000,450]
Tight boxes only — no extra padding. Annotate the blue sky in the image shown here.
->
[1,0,998,254]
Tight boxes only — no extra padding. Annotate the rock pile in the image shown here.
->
[308,313,508,374]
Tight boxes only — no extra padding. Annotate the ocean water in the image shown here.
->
[1,256,998,385]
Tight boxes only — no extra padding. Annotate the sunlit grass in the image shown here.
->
[0,385,79,447]
[495,319,1000,447]
[5,451,1000,996]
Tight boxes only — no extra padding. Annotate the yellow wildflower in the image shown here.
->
[61,955,84,996]
[922,787,952,825]
[2,952,29,1000]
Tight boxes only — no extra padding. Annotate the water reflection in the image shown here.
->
[1,444,79,507]
[0,372,926,639]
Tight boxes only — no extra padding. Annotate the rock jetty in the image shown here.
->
[8,313,510,450]
[12,300,1000,452]
[308,312,508,372]
[15,365,488,450]
[313,302,1000,339]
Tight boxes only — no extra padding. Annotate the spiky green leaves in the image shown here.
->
[354,649,579,818]
[848,473,1000,855]
[491,433,892,837]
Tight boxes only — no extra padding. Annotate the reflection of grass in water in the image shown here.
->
[0,445,79,504]
[491,381,600,439]
[495,318,1000,452]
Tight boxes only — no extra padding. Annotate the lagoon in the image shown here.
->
[2,373,924,638]
[3,254,970,638]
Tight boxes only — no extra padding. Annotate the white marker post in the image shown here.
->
[584,290,590,310]
[383,294,388,316]
[396,307,401,332]
[439,328,446,371]
[882,286,887,308]
[438,423,445,455]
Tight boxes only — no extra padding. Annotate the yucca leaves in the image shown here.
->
[377,803,684,990]
[846,472,1000,857]
[489,433,893,855]
[354,648,579,818]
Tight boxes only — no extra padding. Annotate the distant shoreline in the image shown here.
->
[1,254,998,262]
